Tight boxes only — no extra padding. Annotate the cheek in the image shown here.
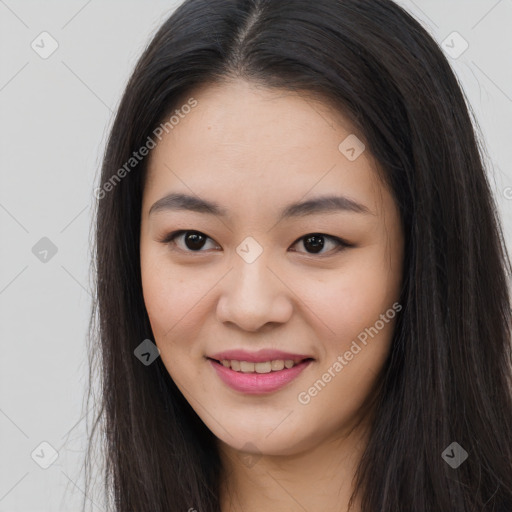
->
[140,248,220,372]
[300,253,400,345]
[140,267,194,383]
[295,258,399,421]
[140,249,194,339]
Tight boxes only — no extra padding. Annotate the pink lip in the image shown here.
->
[208,358,313,394]
[209,349,313,363]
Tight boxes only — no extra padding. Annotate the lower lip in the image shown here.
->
[208,358,313,394]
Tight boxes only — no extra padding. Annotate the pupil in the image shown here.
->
[182,232,326,253]
[185,231,206,250]
[304,234,324,253]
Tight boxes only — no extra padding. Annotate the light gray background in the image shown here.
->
[1,1,511,511]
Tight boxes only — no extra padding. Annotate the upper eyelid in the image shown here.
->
[163,230,349,252]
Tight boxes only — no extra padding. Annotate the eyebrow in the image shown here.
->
[148,192,372,220]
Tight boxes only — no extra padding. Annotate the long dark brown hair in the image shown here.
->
[84,0,512,510]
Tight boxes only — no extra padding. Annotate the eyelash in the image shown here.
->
[159,230,352,257]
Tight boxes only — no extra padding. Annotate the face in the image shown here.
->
[140,79,404,457]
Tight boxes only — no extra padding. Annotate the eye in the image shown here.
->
[160,230,351,256]
[289,233,350,255]
[160,230,220,253]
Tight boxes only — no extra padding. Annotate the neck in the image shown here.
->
[217,421,370,512]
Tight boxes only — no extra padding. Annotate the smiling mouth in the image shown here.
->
[207,357,314,374]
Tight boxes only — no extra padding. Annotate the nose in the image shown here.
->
[215,255,293,332]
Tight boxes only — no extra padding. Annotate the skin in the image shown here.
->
[140,79,404,512]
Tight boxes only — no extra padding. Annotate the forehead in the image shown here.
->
[143,80,385,218]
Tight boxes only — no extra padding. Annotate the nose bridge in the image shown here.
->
[235,246,270,292]
[232,233,273,289]
[231,245,274,305]
[216,242,292,330]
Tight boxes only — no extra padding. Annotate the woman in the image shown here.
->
[86,0,512,510]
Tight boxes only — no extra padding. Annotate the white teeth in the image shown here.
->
[218,358,306,372]
[255,362,272,373]
[240,361,255,373]
[270,360,284,371]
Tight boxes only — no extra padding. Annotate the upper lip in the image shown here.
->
[208,349,314,364]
